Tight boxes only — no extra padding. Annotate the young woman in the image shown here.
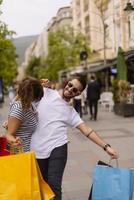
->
[5,77,44,152]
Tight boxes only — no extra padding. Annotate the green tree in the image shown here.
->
[117,47,127,81]
[26,56,42,78]
[26,56,49,80]
[26,27,91,81]
[44,27,90,81]
[0,38,18,85]
[0,0,18,86]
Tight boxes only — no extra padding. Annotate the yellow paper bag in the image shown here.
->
[35,158,55,200]
[0,151,55,200]
[32,152,55,200]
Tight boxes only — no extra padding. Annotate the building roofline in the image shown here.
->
[57,6,71,14]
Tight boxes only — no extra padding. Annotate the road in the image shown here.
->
[0,96,134,199]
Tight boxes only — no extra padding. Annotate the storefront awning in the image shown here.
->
[87,50,134,73]
[88,62,115,73]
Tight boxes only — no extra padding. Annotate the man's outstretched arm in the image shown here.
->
[76,122,119,159]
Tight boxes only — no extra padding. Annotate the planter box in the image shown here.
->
[114,103,134,117]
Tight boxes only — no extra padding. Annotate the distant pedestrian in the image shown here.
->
[87,75,101,121]
[82,86,88,115]
[8,85,15,102]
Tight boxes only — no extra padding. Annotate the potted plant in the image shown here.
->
[112,79,134,117]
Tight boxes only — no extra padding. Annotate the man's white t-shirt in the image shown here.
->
[30,88,83,159]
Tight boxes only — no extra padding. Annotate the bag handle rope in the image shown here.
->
[5,143,24,155]
[108,158,119,167]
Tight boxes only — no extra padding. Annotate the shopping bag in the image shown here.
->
[88,160,112,200]
[92,163,134,200]
[35,155,55,200]
[0,151,55,200]
[0,136,10,156]
[30,152,55,200]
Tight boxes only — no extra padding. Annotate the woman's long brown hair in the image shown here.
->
[16,77,44,111]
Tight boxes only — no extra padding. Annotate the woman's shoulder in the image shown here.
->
[10,100,22,109]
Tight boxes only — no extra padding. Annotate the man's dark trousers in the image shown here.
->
[37,143,68,200]
[88,99,98,120]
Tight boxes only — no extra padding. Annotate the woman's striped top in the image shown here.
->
[9,101,38,152]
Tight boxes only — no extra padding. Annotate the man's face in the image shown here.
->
[63,79,83,99]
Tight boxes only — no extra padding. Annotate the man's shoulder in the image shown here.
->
[44,87,57,96]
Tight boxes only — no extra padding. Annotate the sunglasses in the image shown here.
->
[67,82,79,94]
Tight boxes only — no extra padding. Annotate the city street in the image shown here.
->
[0,96,134,200]
[1,0,134,199]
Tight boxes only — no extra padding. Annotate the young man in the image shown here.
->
[31,77,118,200]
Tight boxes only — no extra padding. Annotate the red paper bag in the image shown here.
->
[0,136,10,156]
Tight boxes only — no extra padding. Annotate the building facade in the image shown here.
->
[22,0,134,84]
[24,29,48,67]
[47,6,72,32]
[71,0,134,61]
[23,6,72,67]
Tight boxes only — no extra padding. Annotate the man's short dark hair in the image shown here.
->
[76,76,87,91]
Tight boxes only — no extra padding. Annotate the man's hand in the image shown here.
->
[106,146,119,159]
[40,79,51,88]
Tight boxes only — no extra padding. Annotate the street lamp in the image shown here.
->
[124,1,134,12]
[80,50,88,69]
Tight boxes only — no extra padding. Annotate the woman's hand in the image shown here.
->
[6,134,22,147]
[2,120,8,130]
[106,146,119,159]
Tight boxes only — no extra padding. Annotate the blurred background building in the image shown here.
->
[18,0,134,87]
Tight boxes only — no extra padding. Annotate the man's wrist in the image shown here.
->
[103,144,111,151]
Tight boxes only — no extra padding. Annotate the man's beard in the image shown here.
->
[62,90,71,102]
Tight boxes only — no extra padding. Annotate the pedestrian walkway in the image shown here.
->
[0,99,134,199]
[0,95,10,134]
[63,107,134,200]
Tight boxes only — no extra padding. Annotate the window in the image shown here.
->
[83,0,89,12]
[85,15,89,33]
[128,20,131,39]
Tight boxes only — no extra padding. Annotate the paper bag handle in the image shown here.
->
[8,144,24,154]
[109,158,119,167]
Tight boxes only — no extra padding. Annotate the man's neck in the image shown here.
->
[58,90,70,102]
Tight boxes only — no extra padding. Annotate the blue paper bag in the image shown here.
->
[92,165,134,200]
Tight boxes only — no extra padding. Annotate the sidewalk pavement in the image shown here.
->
[0,96,10,134]
[63,107,134,200]
[0,98,134,199]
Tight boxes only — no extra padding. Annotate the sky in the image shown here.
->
[1,0,71,38]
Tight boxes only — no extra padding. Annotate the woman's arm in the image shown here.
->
[76,122,119,159]
[6,117,22,146]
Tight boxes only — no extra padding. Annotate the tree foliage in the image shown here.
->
[0,0,18,86]
[26,56,49,80]
[26,57,41,78]
[117,47,127,81]
[26,27,91,81]
[42,27,90,81]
